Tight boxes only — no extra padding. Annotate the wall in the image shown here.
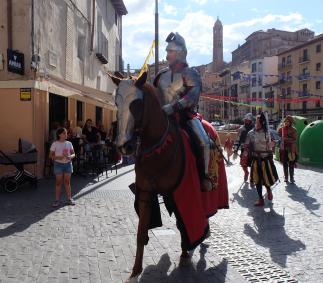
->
[0,88,47,176]
[0,0,32,80]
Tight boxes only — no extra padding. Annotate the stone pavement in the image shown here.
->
[0,160,322,282]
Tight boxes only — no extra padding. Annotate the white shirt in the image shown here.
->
[50,140,74,163]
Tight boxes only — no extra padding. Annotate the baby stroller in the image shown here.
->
[0,139,38,192]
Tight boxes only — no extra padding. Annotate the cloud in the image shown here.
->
[190,0,208,5]
[122,1,315,70]
[163,4,177,16]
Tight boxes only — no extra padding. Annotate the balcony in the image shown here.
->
[298,73,311,81]
[96,53,108,64]
[279,76,292,84]
[299,91,309,97]
[299,56,310,64]
[278,61,292,70]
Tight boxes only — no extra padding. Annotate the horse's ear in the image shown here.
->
[135,72,147,87]
[108,73,122,85]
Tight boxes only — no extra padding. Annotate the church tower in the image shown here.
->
[213,17,223,72]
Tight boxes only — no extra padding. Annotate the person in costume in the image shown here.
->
[154,32,213,191]
[244,112,278,206]
[224,132,234,164]
[278,116,297,183]
[234,113,254,182]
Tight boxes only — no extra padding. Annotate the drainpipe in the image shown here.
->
[31,0,34,57]
[7,0,12,49]
[90,0,95,51]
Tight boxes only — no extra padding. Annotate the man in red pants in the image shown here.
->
[234,113,254,182]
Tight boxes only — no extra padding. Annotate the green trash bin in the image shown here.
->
[275,116,309,160]
[299,120,323,166]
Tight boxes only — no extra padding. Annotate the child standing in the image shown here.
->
[49,128,76,207]
[224,133,234,164]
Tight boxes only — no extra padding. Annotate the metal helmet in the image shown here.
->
[165,32,187,64]
[244,113,253,121]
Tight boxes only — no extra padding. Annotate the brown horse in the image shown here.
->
[110,72,226,282]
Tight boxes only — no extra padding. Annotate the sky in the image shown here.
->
[121,0,323,70]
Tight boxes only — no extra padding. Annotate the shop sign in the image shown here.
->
[7,49,25,75]
[20,88,31,101]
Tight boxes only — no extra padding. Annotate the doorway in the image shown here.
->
[49,93,68,129]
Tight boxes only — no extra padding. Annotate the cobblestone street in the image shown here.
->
[1,161,322,282]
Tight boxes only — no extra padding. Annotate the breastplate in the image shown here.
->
[253,131,269,152]
[158,70,184,106]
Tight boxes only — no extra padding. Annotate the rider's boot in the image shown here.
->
[200,145,213,192]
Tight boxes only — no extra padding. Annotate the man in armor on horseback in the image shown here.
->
[154,32,212,191]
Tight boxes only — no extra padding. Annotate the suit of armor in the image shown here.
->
[154,32,211,180]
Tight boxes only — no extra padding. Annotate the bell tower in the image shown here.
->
[213,17,223,72]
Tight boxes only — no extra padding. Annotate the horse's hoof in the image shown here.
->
[179,255,191,267]
[125,275,139,283]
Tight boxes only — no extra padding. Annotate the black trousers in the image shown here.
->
[256,182,270,199]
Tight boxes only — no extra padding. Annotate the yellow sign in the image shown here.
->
[20,88,31,101]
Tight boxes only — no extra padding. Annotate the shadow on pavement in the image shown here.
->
[296,164,323,174]
[244,205,306,268]
[139,244,228,282]
[230,182,254,207]
[0,166,133,238]
[285,183,320,216]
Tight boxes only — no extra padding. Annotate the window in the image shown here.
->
[258,62,262,72]
[316,81,321,90]
[77,34,86,61]
[287,87,291,95]
[95,106,103,126]
[76,100,83,122]
[258,76,262,86]
[287,55,292,65]
[252,77,257,87]
[302,101,307,113]
[287,71,291,81]
[303,49,308,60]
[97,15,108,60]
[316,100,320,108]
[98,32,108,59]
[316,44,321,53]
[282,57,286,67]
[316,63,321,72]
[282,88,286,96]
[258,92,262,98]
[252,63,257,73]
[302,84,308,96]
[287,103,291,110]
[252,92,256,99]
[96,76,101,90]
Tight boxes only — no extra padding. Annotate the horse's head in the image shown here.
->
[110,72,147,155]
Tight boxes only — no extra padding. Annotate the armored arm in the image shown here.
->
[162,68,201,115]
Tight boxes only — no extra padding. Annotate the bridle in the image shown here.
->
[130,88,172,159]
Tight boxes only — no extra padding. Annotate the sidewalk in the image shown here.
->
[1,161,322,282]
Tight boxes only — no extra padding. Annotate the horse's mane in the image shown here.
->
[140,82,162,108]
[139,82,163,130]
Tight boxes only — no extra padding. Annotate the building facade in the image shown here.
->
[232,28,314,66]
[278,34,323,120]
[249,56,278,117]
[199,71,222,121]
[0,0,127,176]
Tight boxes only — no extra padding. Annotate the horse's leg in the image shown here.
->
[177,220,191,267]
[129,191,151,280]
